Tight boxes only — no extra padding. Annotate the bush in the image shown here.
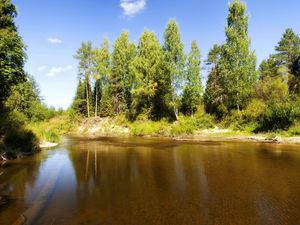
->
[258,101,292,131]
[130,119,171,136]
[4,128,39,153]
[291,96,300,122]
[288,123,300,136]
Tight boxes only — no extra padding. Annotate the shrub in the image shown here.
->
[258,101,292,131]
[130,120,171,136]
[4,128,39,153]
[291,96,300,122]
[288,123,300,136]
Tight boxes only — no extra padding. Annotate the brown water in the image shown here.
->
[1,137,300,225]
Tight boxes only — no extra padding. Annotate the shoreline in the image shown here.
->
[68,132,300,145]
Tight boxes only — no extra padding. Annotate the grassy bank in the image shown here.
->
[22,109,300,146]
[26,114,77,143]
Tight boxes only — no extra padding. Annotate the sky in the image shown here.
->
[12,0,300,109]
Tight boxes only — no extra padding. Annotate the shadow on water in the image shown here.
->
[1,137,300,224]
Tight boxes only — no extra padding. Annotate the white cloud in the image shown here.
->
[120,0,146,17]
[37,65,46,72]
[47,38,62,44]
[46,65,73,77]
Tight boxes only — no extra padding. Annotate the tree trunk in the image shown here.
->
[174,106,178,120]
[95,86,98,117]
[86,79,90,118]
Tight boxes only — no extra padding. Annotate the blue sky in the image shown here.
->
[12,0,300,109]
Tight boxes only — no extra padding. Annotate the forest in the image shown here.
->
[1,0,300,154]
[71,0,300,133]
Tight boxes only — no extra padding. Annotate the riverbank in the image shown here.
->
[2,115,298,158]
[70,117,300,145]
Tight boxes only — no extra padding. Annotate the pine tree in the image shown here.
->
[275,28,300,68]
[99,84,113,117]
[130,30,163,118]
[72,79,92,117]
[0,0,26,106]
[163,19,186,119]
[259,55,281,79]
[218,0,257,111]
[110,31,136,115]
[75,41,94,117]
[275,29,300,93]
[181,41,202,115]
[204,44,226,117]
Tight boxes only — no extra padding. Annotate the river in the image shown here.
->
[1,137,300,224]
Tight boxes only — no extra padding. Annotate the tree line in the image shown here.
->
[73,0,300,132]
[73,20,202,121]
[0,0,60,152]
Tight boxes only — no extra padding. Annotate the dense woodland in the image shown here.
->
[72,0,300,133]
[1,0,300,153]
[0,0,60,152]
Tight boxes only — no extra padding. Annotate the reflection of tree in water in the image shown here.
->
[0,153,45,224]
[66,138,208,224]
[67,139,300,224]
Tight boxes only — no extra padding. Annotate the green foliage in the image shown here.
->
[181,41,202,115]
[204,44,226,117]
[259,101,292,131]
[28,112,78,143]
[130,107,214,136]
[4,76,54,122]
[291,96,300,122]
[4,128,39,153]
[130,120,171,136]
[218,0,257,111]
[272,28,300,94]
[110,31,136,114]
[94,38,110,117]
[72,79,92,117]
[275,28,300,68]
[171,111,215,136]
[99,85,113,117]
[130,30,163,119]
[74,41,94,117]
[259,55,280,79]
[163,19,186,119]
[288,123,300,136]
[0,0,26,105]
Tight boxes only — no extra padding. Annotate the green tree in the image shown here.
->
[218,0,257,111]
[181,41,202,115]
[0,0,26,106]
[110,31,136,115]
[72,79,90,116]
[130,30,163,118]
[275,28,300,68]
[94,38,110,117]
[204,44,226,117]
[99,85,113,117]
[259,55,281,79]
[255,76,292,130]
[275,29,300,94]
[4,75,47,122]
[163,19,186,119]
[75,41,94,117]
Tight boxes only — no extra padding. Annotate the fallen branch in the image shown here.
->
[0,154,8,161]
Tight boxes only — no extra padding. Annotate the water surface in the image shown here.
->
[1,137,300,225]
